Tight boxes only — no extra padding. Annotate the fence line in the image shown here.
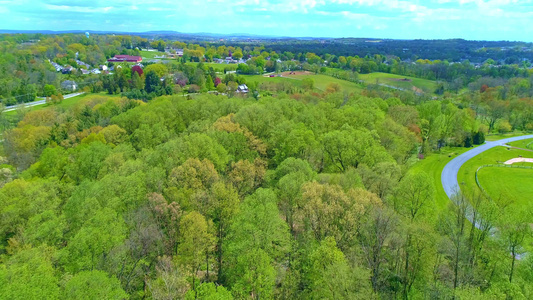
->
[475,164,533,196]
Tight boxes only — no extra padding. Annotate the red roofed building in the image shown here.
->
[107,55,143,63]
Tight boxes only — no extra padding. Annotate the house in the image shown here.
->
[76,60,91,69]
[99,65,108,71]
[49,61,63,72]
[237,84,249,93]
[81,69,90,75]
[62,66,74,74]
[107,55,143,63]
[61,80,77,91]
[91,69,101,74]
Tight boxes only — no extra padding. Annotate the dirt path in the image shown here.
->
[503,157,533,164]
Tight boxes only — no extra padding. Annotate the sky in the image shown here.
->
[2,0,533,41]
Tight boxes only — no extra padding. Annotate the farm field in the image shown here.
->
[477,167,533,205]
[457,146,533,201]
[358,72,438,93]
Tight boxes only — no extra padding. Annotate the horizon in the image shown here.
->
[1,28,531,44]
[2,0,533,42]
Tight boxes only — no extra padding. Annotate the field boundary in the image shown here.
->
[475,164,533,197]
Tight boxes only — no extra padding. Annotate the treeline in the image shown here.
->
[213,38,533,63]
[0,86,532,298]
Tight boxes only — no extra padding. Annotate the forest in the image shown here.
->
[0,33,533,299]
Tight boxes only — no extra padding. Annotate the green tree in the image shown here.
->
[43,84,57,97]
[0,246,60,300]
[178,211,215,295]
[63,270,128,300]
[145,70,160,94]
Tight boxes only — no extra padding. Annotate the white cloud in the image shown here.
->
[44,4,113,13]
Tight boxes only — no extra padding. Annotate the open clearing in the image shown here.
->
[477,167,533,205]
[358,72,438,93]
[507,137,533,149]
[457,146,533,201]
[245,73,363,94]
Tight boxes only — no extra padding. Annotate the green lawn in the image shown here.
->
[507,138,533,149]
[477,167,533,205]
[186,62,236,73]
[4,92,119,117]
[243,73,363,95]
[357,72,438,93]
[409,147,473,210]
[140,50,167,59]
[288,73,363,93]
[485,132,532,141]
[457,146,533,200]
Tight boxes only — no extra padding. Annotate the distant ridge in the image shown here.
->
[0,29,529,44]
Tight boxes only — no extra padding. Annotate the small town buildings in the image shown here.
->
[99,65,108,71]
[91,69,101,74]
[237,84,249,93]
[49,61,63,72]
[62,66,75,74]
[61,80,77,91]
[107,55,143,63]
[76,60,91,69]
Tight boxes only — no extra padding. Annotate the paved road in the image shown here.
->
[441,134,533,224]
[4,92,85,112]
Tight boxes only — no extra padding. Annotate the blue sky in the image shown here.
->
[2,0,533,41]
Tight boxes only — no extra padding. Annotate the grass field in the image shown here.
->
[485,132,532,141]
[140,50,168,59]
[186,62,236,73]
[4,92,119,117]
[409,147,473,210]
[477,167,533,204]
[507,138,533,149]
[244,73,363,94]
[457,146,533,201]
[357,72,438,93]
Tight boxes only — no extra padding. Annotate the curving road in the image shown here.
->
[441,134,533,223]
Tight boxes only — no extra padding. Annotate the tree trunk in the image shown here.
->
[509,247,516,283]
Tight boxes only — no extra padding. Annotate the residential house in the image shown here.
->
[76,60,91,69]
[62,66,75,74]
[61,80,78,91]
[49,61,63,72]
[91,69,101,74]
[107,55,143,63]
[237,84,249,93]
[99,65,108,71]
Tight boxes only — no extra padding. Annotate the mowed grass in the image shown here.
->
[409,146,473,210]
[485,131,532,141]
[186,62,236,73]
[287,73,363,94]
[140,50,166,59]
[477,167,533,205]
[457,146,533,199]
[4,92,119,117]
[507,138,533,149]
[244,73,364,94]
[358,72,438,93]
